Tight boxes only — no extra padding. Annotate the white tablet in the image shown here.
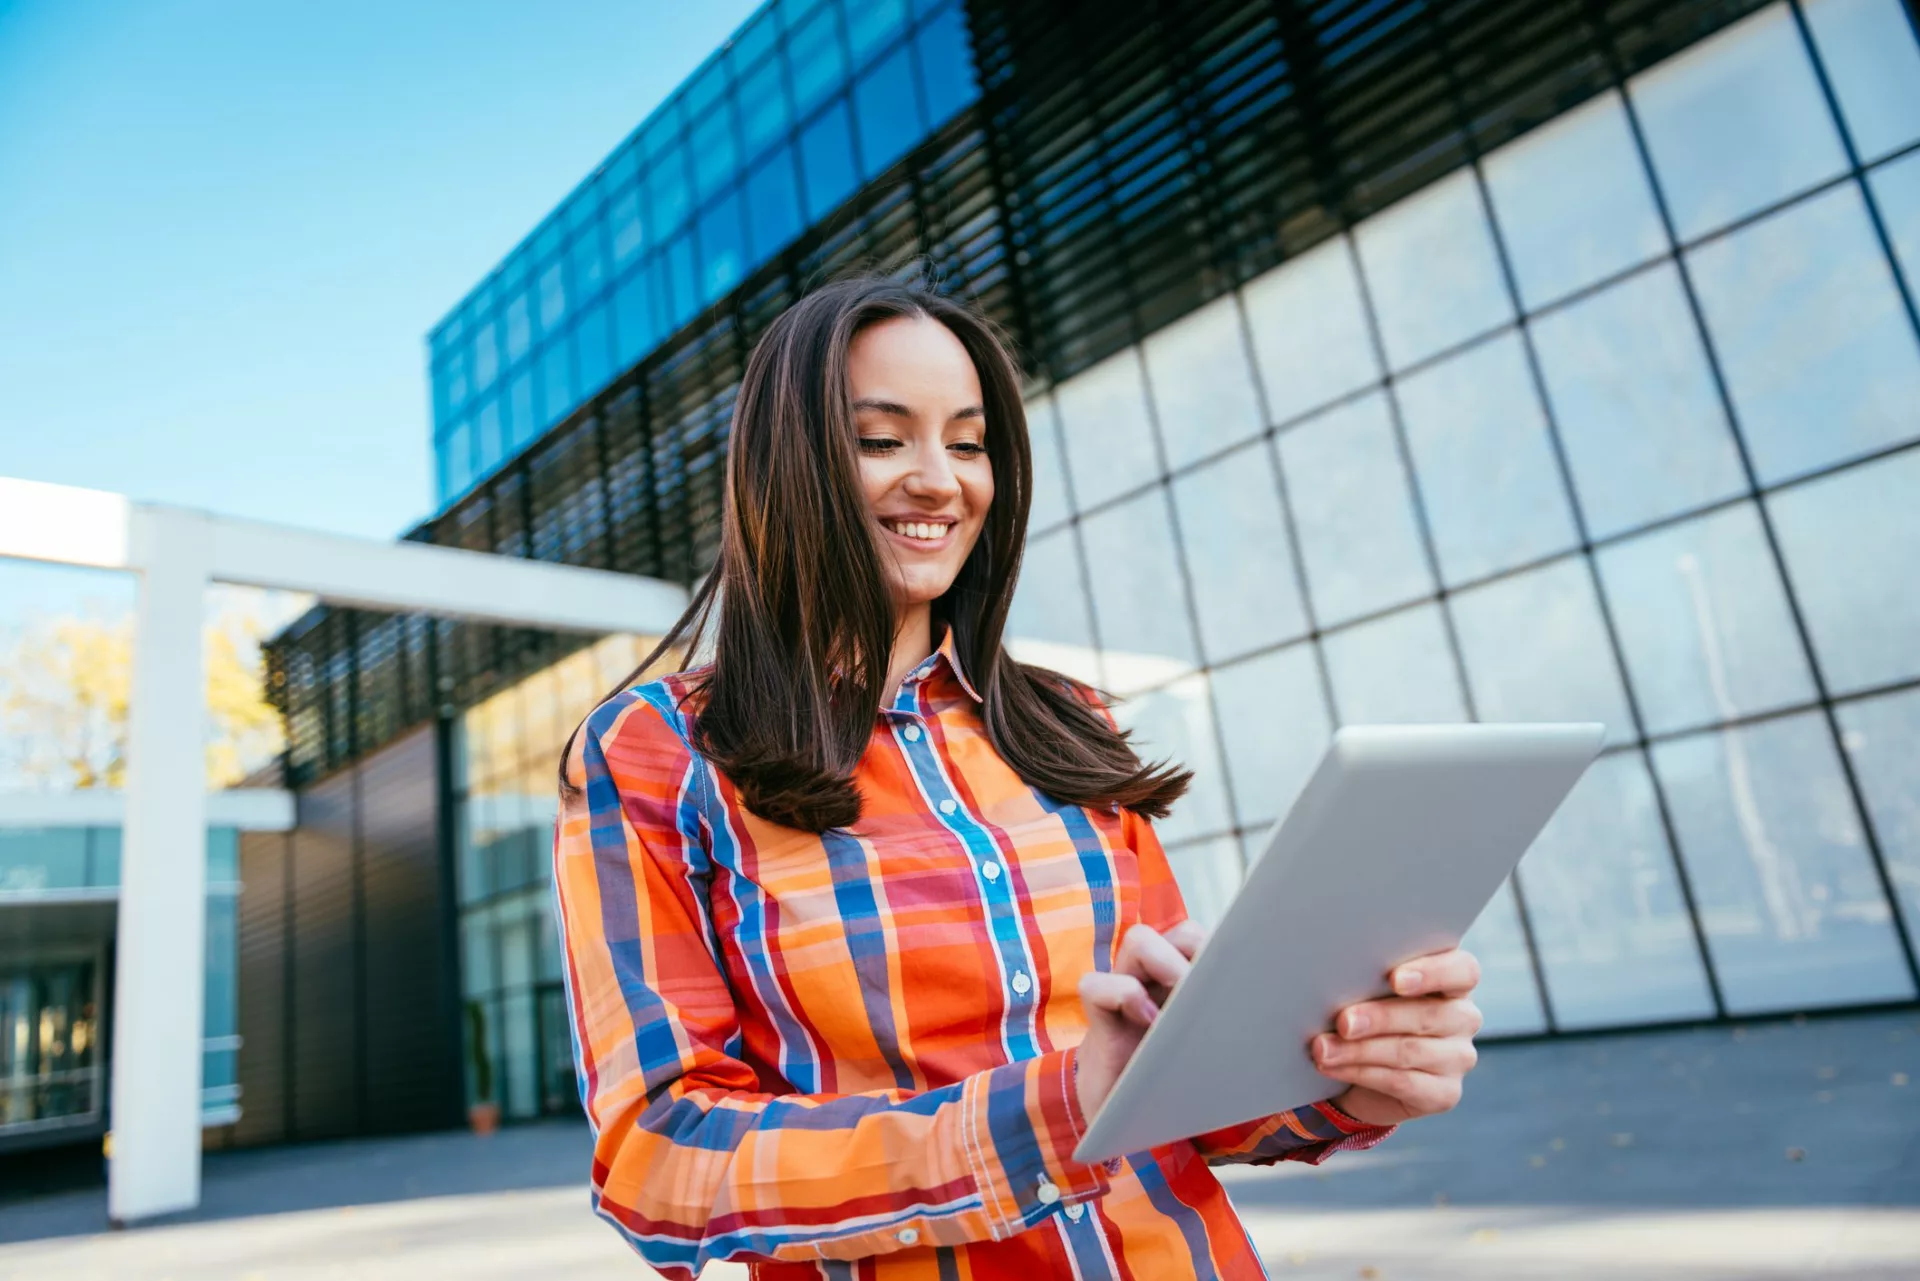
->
[1073,721,1605,1164]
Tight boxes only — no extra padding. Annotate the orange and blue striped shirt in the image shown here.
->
[553,627,1392,1280]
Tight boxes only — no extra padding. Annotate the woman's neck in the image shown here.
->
[883,602,935,706]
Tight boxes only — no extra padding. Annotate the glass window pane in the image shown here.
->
[739,55,792,160]
[745,144,804,259]
[1210,643,1331,833]
[1483,91,1669,310]
[1321,604,1466,726]
[648,146,694,239]
[1837,687,1920,943]
[509,369,535,447]
[1687,182,1920,486]
[1396,332,1579,584]
[1869,150,1920,283]
[696,188,748,304]
[537,261,568,332]
[853,42,925,176]
[666,233,699,330]
[689,102,740,202]
[1240,238,1381,426]
[1768,448,1920,694]
[1111,673,1232,847]
[1005,527,1100,685]
[477,396,504,473]
[574,301,612,396]
[1278,392,1434,628]
[731,7,782,74]
[798,99,860,220]
[1529,264,1746,538]
[846,0,910,65]
[789,4,848,116]
[0,829,88,892]
[1169,440,1307,662]
[1630,5,1848,241]
[1449,557,1636,747]
[1141,295,1265,470]
[1053,347,1161,510]
[1162,835,1244,933]
[447,418,474,495]
[683,57,730,121]
[1518,750,1716,1030]
[1461,881,1550,1036]
[1353,170,1513,371]
[1079,487,1198,694]
[505,289,533,363]
[1804,0,1920,162]
[613,267,654,366]
[915,3,978,122]
[1654,712,1914,1013]
[539,332,575,428]
[471,320,499,393]
[1024,394,1071,532]
[1599,503,1814,737]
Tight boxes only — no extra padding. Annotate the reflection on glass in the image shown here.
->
[1396,332,1579,584]
[1078,488,1197,694]
[788,5,848,116]
[1529,264,1746,538]
[1804,0,1920,162]
[1142,294,1266,470]
[1278,393,1434,627]
[1005,528,1101,685]
[1449,557,1635,746]
[1630,5,1848,240]
[1053,347,1162,510]
[1688,183,1920,484]
[1767,448,1920,694]
[740,56,792,159]
[799,100,861,220]
[1023,394,1072,532]
[915,4,979,123]
[1599,502,1815,736]
[1321,604,1466,726]
[746,145,804,260]
[1482,92,1669,309]
[1869,150,1920,283]
[1353,170,1513,371]
[1517,751,1715,1029]
[1654,713,1914,1013]
[1112,673,1233,846]
[1209,643,1331,833]
[1460,881,1549,1036]
[1170,441,1307,662]
[1240,237,1381,426]
[854,43,924,176]
[1837,687,1920,944]
[1163,834,1244,932]
[847,0,910,65]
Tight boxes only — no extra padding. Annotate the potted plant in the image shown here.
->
[466,1000,500,1135]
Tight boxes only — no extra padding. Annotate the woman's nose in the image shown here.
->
[904,449,962,499]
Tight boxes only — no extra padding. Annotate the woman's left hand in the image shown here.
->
[1312,948,1484,1127]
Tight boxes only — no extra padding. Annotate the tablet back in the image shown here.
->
[1073,721,1604,1164]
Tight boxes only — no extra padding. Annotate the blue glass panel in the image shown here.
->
[684,55,730,119]
[853,42,924,175]
[739,54,792,160]
[471,320,499,392]
[206,828,238,883]
[432,364,455,429]
[697,188,748,304]
[436,435,454,504]
[566,177,602,233]
[576,300,613,396]
[609,185,645,269]
[508,368,536,449]
[477,395,504,474]
[641,107,682,160]
[690,100,740,201]
[534,216,565,262]
[614,266,655,365]
[846,0,909,66]
[780,0,831,33]
[538,261,567,332]
[0,829,88,891]
[570,223,608,300]
[647,253,677,340]
[446,345,470,412]
[609,138,644,188]
[504,289,533,361]
[731,6,782,74]
[448,418,475,494]
[746,143,804,258]
[789,4,848,116]
[540,331,576,428]
[799,99,860,220]
[649,146,694,238]
[499,244,532,291]
[667,233,700,329]
[915,3,977,123]
[204,892,237,1039]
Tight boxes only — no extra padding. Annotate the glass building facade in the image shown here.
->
[268,0,1920,1124]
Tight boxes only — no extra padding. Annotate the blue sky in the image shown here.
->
[0,0,760,546]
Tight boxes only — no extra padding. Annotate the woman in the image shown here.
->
[553,275,1483,1280]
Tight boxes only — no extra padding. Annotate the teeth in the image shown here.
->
[887,520,950,541]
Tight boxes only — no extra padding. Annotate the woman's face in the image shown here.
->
[848,314,994,612]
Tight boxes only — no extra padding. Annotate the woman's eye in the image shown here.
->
[858,438,902,453]
[950,441,988,457]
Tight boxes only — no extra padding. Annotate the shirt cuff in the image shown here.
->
[961,1047,1110,1239]
[1294,1099,1397,1165]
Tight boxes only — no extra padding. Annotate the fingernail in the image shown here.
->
[1345,1010,1369,1036]
[1318,1036,1343,1064]
[1396,969,1423,994]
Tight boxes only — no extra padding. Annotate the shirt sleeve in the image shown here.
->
[554,692,1111,1280]
[1120,805,1399,1167]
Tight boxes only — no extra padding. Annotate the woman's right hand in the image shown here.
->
[1074,921,1206,1119]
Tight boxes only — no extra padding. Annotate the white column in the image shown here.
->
[109,509,211,1224]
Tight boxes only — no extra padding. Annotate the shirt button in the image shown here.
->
[982,861,1002,881]
[1011,970,1032,996]
[897,1226,920,1245]
[938,798,957,815]
[1065,1202,1086,1222]
[1036,1179,1060,1205]
[903,724,922,742]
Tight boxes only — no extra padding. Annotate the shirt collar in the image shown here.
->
[896,623,983,706]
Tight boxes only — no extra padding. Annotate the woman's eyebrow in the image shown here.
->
[852,398,986,422]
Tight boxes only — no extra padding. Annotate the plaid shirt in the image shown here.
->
[554,627,1393,1280]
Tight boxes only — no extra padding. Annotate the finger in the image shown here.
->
[1313,1032,1477,1076]
[1389,948,1481,998]
[1162,919,1207,960]
[1078,971,1160,1028]
[1115,924,1193,994]
[1335,996,1483,1041]
[1314,1063,1463,1115]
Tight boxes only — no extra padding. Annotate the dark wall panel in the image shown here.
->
[289,777,358,1141]
[229,831,290,1147]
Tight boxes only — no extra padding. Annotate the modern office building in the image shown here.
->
[244,0,1920,1142]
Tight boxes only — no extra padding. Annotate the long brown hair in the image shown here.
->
[561,273,1190,832]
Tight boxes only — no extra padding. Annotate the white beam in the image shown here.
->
[0,788,295,831]
[0,478,131,570]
